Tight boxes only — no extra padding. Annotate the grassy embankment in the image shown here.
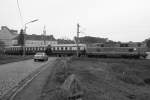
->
[0,55,33,65]
[40,57,150,100]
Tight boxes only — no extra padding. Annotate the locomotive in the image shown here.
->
[86,43,147,58]
[4,43,147,58]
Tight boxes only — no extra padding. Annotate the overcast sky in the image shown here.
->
[1,0,150,42]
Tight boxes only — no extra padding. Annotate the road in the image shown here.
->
[10,57,57,100]
[0,57,56,97]
[11,57,57,100]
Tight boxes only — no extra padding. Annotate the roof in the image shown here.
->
[0,26,18,40]
[51,44,86,47]
[13,34,56,41]
[1,26,18,35]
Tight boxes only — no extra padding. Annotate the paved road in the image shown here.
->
[0,57,56,96]
[11,57,57,100]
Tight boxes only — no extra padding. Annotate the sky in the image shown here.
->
[0,0,150,42]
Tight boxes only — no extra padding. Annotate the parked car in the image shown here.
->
[34,52,48,61]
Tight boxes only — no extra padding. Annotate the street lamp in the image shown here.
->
[22,19,38,56]
[24,19,39,33]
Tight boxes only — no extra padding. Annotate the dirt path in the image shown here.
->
[11,58,57,100]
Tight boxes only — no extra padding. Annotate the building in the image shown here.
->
[0,26,18,46]
[12,34,57,46]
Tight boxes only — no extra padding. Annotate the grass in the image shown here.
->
[41,57,150,100]
[0,55,33,65]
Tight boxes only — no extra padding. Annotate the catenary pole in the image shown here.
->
[76,23,80,57]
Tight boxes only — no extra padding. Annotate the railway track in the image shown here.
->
[0,59,54,100]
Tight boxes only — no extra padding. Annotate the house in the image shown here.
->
[12,34,58,46]
[0,26,18,46]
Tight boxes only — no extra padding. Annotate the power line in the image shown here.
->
[17,0,23,28]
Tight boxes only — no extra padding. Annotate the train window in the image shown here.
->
[67,47,70,50]
[101,44,104,47]
[80,47,84,50]
[72,47,74,50]
[96,44,101,47]
[58,47,61,50]
[72,47,77,50]
[55,47,58,50]
[128,48,134,52]
[97,48,101,52]
[61,47,63,50]
[120,44,129,47]
[64,47,67,50]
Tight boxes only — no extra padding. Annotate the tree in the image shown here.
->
[146,39,150,48]
[17,29,25,46]
[74,36,108,44]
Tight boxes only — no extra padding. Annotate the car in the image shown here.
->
[33,52,48,61]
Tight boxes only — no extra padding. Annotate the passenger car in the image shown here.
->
[33,52,48,61]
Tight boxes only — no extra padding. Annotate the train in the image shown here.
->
[3,43,147,58]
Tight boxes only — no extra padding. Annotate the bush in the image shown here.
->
[117,75,145,86]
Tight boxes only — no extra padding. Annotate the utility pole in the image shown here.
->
[43,25,46,45]
[76,23,80,57]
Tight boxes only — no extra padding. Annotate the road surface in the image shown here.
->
[0,57,56,97]
[11,57,57,100]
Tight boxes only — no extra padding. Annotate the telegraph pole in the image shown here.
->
[43,25,46,45]
[76,23,80,57]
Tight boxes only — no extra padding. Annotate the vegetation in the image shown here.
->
[56,36,114,44]
[17,29,25,46]
[0,55,32,65]
[145,39,150,48]
[41,57,150,100]
[75,36,109,43]
[57,39,75,44]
